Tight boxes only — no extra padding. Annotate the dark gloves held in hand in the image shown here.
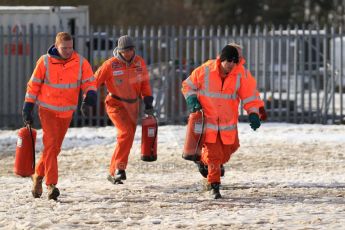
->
[249,113,261,131]
[259,106,267,121]
[22,102,35,125]
[84,90,97,107]
[186,95,202,113]
[81,91,97,117]
[143,96,154,115]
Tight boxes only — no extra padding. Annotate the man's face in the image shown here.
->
[119,47,135,62]
[220,60,237,75]
[56,40,73,59]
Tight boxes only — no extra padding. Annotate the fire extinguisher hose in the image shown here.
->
[27,124,36,170]
[150,115,158,157]
[194,110,205,159]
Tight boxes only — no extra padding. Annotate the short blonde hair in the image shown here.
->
[55,32,73,44]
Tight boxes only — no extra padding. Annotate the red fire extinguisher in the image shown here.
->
[182,110,205,161]
[14,124,36,177]
[141,115,158,162]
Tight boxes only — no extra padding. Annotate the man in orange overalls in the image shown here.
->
[182,44,266,199]
[95,35,154,184]
[22,32,97,200]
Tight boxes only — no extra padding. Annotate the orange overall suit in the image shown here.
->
[24,48,96,186]
[95,51,152,176]
[182,57,264,185]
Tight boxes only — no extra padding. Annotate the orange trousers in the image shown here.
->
[201,132,239,183]
[106,97,139,175]
[35,107,72,185]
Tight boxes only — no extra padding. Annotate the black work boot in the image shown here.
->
[107,169,126,184]
[47,185,60,201]
[210,183,222,199]
[195,161,208,178]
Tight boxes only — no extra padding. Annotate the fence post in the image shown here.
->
[286,25,291,122]
[0,26,3,127]
[277,25,283,122]
[322,25,328,124]
[340,25,344,124]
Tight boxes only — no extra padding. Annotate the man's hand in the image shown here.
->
[22,102,35,125]
[249,113,261,131]
[81,91,97,117]
[144,96,155,116]
[186,95,202,113]
[144,108,154,116]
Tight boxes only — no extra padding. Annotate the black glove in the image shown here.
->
[22,102,35,125]
[84,90,97,107]
[248,113,261,131]
[143,96,154,115]
[81,91,97,117]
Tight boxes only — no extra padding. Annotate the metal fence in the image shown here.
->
[0,25,344,128]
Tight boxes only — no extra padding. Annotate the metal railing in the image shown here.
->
[0,25,344,128]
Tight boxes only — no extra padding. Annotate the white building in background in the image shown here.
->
[0,5,89,35]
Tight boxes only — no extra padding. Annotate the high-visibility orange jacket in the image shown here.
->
[182,57,264,144]
[25,50,96,117]
[95,55,152,102]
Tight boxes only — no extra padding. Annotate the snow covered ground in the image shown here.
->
[0,123,344,229]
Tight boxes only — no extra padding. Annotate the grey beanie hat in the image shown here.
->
[117,35,135,51]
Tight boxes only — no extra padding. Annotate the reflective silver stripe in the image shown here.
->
[37,100,77,112]
[204,66,210,90]
[248,107,259,114]
[44,82,79,89]
[43,55,50,84]
[25,93,37,100]
[185,77,197,90]
[84,86,97,92]
[78,55,83,82]
[205,123,218,130]
[199,90,237,99]
[81,76,95,84]
[244,69,248,78]
[41,54,85,89]
[219,124,237,131]
[31,76,43,83]
[243,95,258,104]
[235,73,241,91]
[199,62,239,100]
[205,123,237,131]
[184,91,197,99]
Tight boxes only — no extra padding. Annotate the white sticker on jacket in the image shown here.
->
[113,70,124,76]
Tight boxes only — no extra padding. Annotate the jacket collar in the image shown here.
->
[215,57,240,77]
[113,47,136,66]
[47,44,76,64]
